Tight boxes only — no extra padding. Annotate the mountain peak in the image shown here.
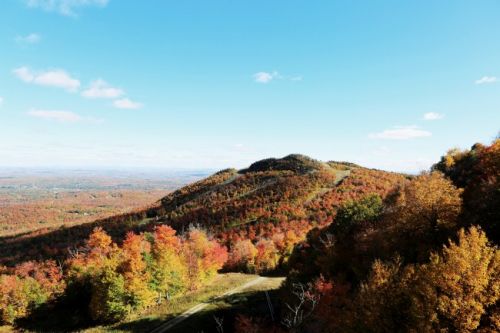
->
[239,154,324,174]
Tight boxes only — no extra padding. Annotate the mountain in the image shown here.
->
[153,154,406,272]
[0,154,405,267]
[2,141,498,332]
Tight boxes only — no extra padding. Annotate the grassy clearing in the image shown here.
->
[84,273,262,333]
[167,276,285,333]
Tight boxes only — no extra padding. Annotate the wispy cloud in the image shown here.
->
[423,112,444,120]
[13,67,80,92]
[113,98,142,109]
[0,97,3,107]
[369,126,432,140]
[253,71,302,84]
[25,0,109,16]
[254,71,276,83]
[15,33,41,44]
[27,108,103,123]
[13,67,35,82]
[475,76,497,85]
[27,109,82,122]
[82,79,124,99]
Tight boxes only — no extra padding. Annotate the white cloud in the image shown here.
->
[369,126,432,140]
[475,76,497,85]
[13,67,34,82]
[27,109,82,122]
[13,67,80,92]
[82,79,124,99]
[423,112,444,120]
[34,70,80,91]
[0,97,3,107]
[25,0,109,16]
[15,33,41,44]
[113,98,142,109]
[253,71,302,83]
[253,71,276,83]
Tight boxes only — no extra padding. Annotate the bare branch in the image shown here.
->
[214,315,224,333]
[281,282,320,330]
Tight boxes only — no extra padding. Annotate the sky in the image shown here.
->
[0,0,499,173]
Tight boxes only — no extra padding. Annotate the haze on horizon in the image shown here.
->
[1,0,499,173]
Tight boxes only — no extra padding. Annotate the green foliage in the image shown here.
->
[89,269,129,323]
[150,225,187,298]
[333,194,383,234]
[240,154,324,174]
[69,226,227,324]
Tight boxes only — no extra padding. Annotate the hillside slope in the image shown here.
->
[0,154,406,267]
[251,139,500,333]
[1,143,497,332]
[0,154,408,330]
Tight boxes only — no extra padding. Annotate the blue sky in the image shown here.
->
[0,0,499,172]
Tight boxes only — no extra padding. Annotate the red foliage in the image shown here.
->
[14,260,64,292]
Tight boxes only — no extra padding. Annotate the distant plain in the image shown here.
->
[0,168,211,237]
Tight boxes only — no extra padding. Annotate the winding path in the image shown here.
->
[149,276,268,333]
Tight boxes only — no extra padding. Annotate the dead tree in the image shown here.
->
[282,282,320,331]
[214,315,224,333]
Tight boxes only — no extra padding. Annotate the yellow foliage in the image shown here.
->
[356,227,500,332]
[393,171,462,233]
[418,227,500,332]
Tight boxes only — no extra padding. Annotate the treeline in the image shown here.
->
[236,139,500,333]
[0,225,226,326]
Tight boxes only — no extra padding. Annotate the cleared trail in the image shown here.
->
[149,276,268,333]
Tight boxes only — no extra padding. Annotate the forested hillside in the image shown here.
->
[0,140,498,332]
[238,139,500,333]
[0,154,405,267]
[0,154,405,330]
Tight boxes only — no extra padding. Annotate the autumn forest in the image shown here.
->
[0,139,497,332]
[4,1,500,332]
